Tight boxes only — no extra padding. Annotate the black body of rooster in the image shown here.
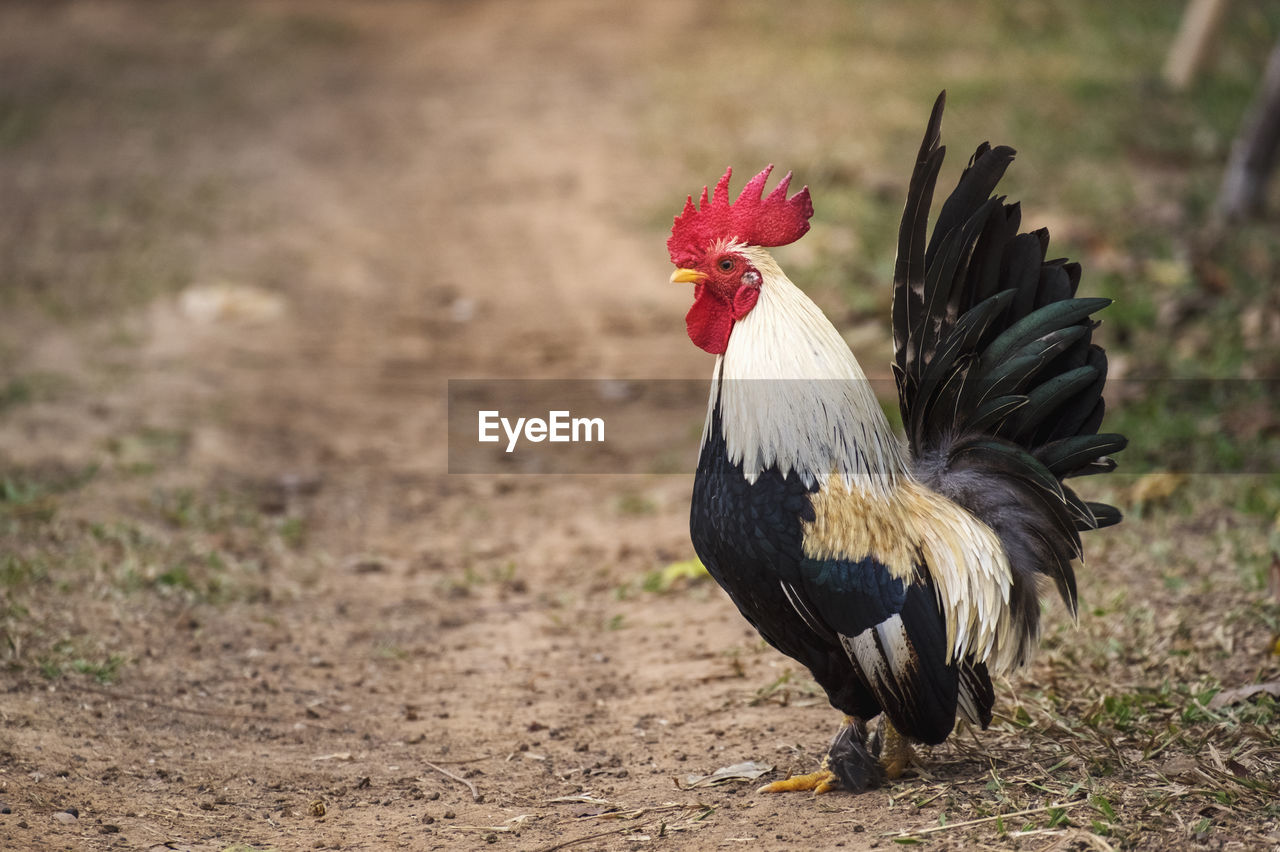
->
[668,93,1126,792]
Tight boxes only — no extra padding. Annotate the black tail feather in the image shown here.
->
[926,141,1016,274]
[1087,502,1123,528]
[894,91,949,400]
[893,92,1125,661]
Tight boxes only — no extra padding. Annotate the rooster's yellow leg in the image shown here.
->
[878,717,916,780]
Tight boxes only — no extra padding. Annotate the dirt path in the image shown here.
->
[0,2,911,849]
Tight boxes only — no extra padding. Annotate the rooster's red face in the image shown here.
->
[667,165,813,355]
[671,247,762,355]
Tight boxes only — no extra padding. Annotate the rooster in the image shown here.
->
[667,93,1126,793]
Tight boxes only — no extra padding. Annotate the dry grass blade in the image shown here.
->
[885,798,1088,839]
[423,760,480,802]
[532,804,714,851]
[444,815,532,833]
[547,795,615,806]
[532,821,655,852]
[581,803,703,822]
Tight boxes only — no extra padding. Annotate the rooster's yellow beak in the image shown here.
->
[670,268,707,284]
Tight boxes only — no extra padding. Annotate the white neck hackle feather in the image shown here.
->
[704,245,909,497]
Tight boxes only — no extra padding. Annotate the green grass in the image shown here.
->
[0,460,302,681]
[0,372,73,414]
[0,464,98,527]
[108,427,190,476]
[0,95,50,149]
[617,492,659,516]
[0,376,35,412]
[0,554,49,591]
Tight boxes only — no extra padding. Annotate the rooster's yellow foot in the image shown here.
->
[756,767,840,795]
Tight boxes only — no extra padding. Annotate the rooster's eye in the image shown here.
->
[718,258,735,272]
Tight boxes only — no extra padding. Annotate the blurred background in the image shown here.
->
[2,1,1279,848]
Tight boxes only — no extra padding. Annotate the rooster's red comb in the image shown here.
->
[667,165,813,266]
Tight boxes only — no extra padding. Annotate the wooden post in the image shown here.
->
[1218,38,1280,220]
[1164,0,1231,90]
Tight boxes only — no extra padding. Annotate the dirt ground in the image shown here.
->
[2,2,1278,851]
